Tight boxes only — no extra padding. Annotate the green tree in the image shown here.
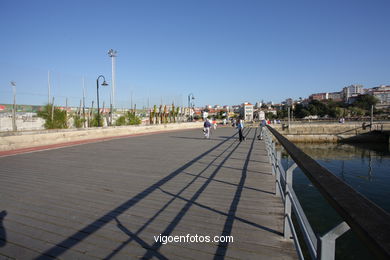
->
[215,111,227,119]
[90,114,104,127]
[37,104,68,129]
[73,114,85,128]
[152,105,158,124]
[171,103,175,123]
[175,107,180,122]
[294,104,310,118]
[126,111,141,125]
[115,115,127,126]
[266,112,276,120]
[298,109,310,118]
[354,95,379,110]
[163,105,168,123]
[349,107,365,117]
[334,107,345,118]
[277,107,288,119]
[159,105,163,123]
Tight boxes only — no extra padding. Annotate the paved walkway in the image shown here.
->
[0,127,297,259]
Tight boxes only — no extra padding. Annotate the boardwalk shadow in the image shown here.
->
[35,131,240,259]
[158,188,280,235]
[214,127,265,259]
[103,133,243,259]
[140,129,253,259]
[0,210,7,247]
[102,218,169,260]
[35,129,278,259]
[182,171,274,195]
[195,161,272,175]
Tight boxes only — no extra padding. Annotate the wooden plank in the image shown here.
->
[0,127,297,259]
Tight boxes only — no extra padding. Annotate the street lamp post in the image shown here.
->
[10,81,17,131]
[187,93,195,121]
[96,75,108,127]
[82,76,86,128]
[288,106,291,129]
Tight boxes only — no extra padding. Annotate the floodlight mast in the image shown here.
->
[108,49,117,126]
[108,49,117,107]
[10,81,17,131]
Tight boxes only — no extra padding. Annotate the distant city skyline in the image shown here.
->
[1,0,389,108]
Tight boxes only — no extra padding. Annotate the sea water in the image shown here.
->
[280,142,390,259]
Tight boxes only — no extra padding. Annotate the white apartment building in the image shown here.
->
[239,102,254,121]
[368,85,390,109]
[342,85,364,103]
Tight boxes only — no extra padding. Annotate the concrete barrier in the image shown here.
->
[0,122,203,151]
[269,123,390,143]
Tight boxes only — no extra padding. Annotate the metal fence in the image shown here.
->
[263,125,390,260]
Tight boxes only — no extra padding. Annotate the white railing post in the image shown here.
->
[275,149,281,196]
[317,222,350,260]
[284,163,297,239]
[266,131,272,164]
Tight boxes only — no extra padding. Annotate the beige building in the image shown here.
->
[342,85,364,103]
[240,102,254,121]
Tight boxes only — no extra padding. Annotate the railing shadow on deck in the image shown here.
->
[35,128,277,259]
[139,128,259,260]
[213,127,258,259]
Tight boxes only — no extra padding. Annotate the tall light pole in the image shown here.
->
[10,81,17,131]
[108,49,117,125]
[96,75,108,127]
[48,70,51,104]
[188,93,195,121]
[82,76,86,128]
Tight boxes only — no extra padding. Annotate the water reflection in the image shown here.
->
[282,142,389,160]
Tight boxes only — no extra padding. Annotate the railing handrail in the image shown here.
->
[266,125,390,259]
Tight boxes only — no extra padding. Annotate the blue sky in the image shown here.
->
[1,0,389,108]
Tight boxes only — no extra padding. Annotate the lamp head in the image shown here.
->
[102,80,109,86]
[108,49,117,57]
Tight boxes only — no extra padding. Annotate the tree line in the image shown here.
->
[267,95,382,119]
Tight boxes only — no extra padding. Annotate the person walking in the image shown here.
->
[237,119,245,142]
[212,119,217,130]
[203,118,211,139]
[257,119,267,140]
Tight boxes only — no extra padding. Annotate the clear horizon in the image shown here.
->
[1,0,389,108]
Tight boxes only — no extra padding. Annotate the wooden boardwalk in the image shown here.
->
[0,127,297,259]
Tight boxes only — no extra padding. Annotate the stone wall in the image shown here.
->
[0,122,203,151]
[0,117,45,131]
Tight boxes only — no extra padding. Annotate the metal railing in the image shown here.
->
[263,125,390,260]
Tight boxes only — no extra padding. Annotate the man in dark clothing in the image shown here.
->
[257,119,267,140]
[203,119,211,139]
[237,119,244,142]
